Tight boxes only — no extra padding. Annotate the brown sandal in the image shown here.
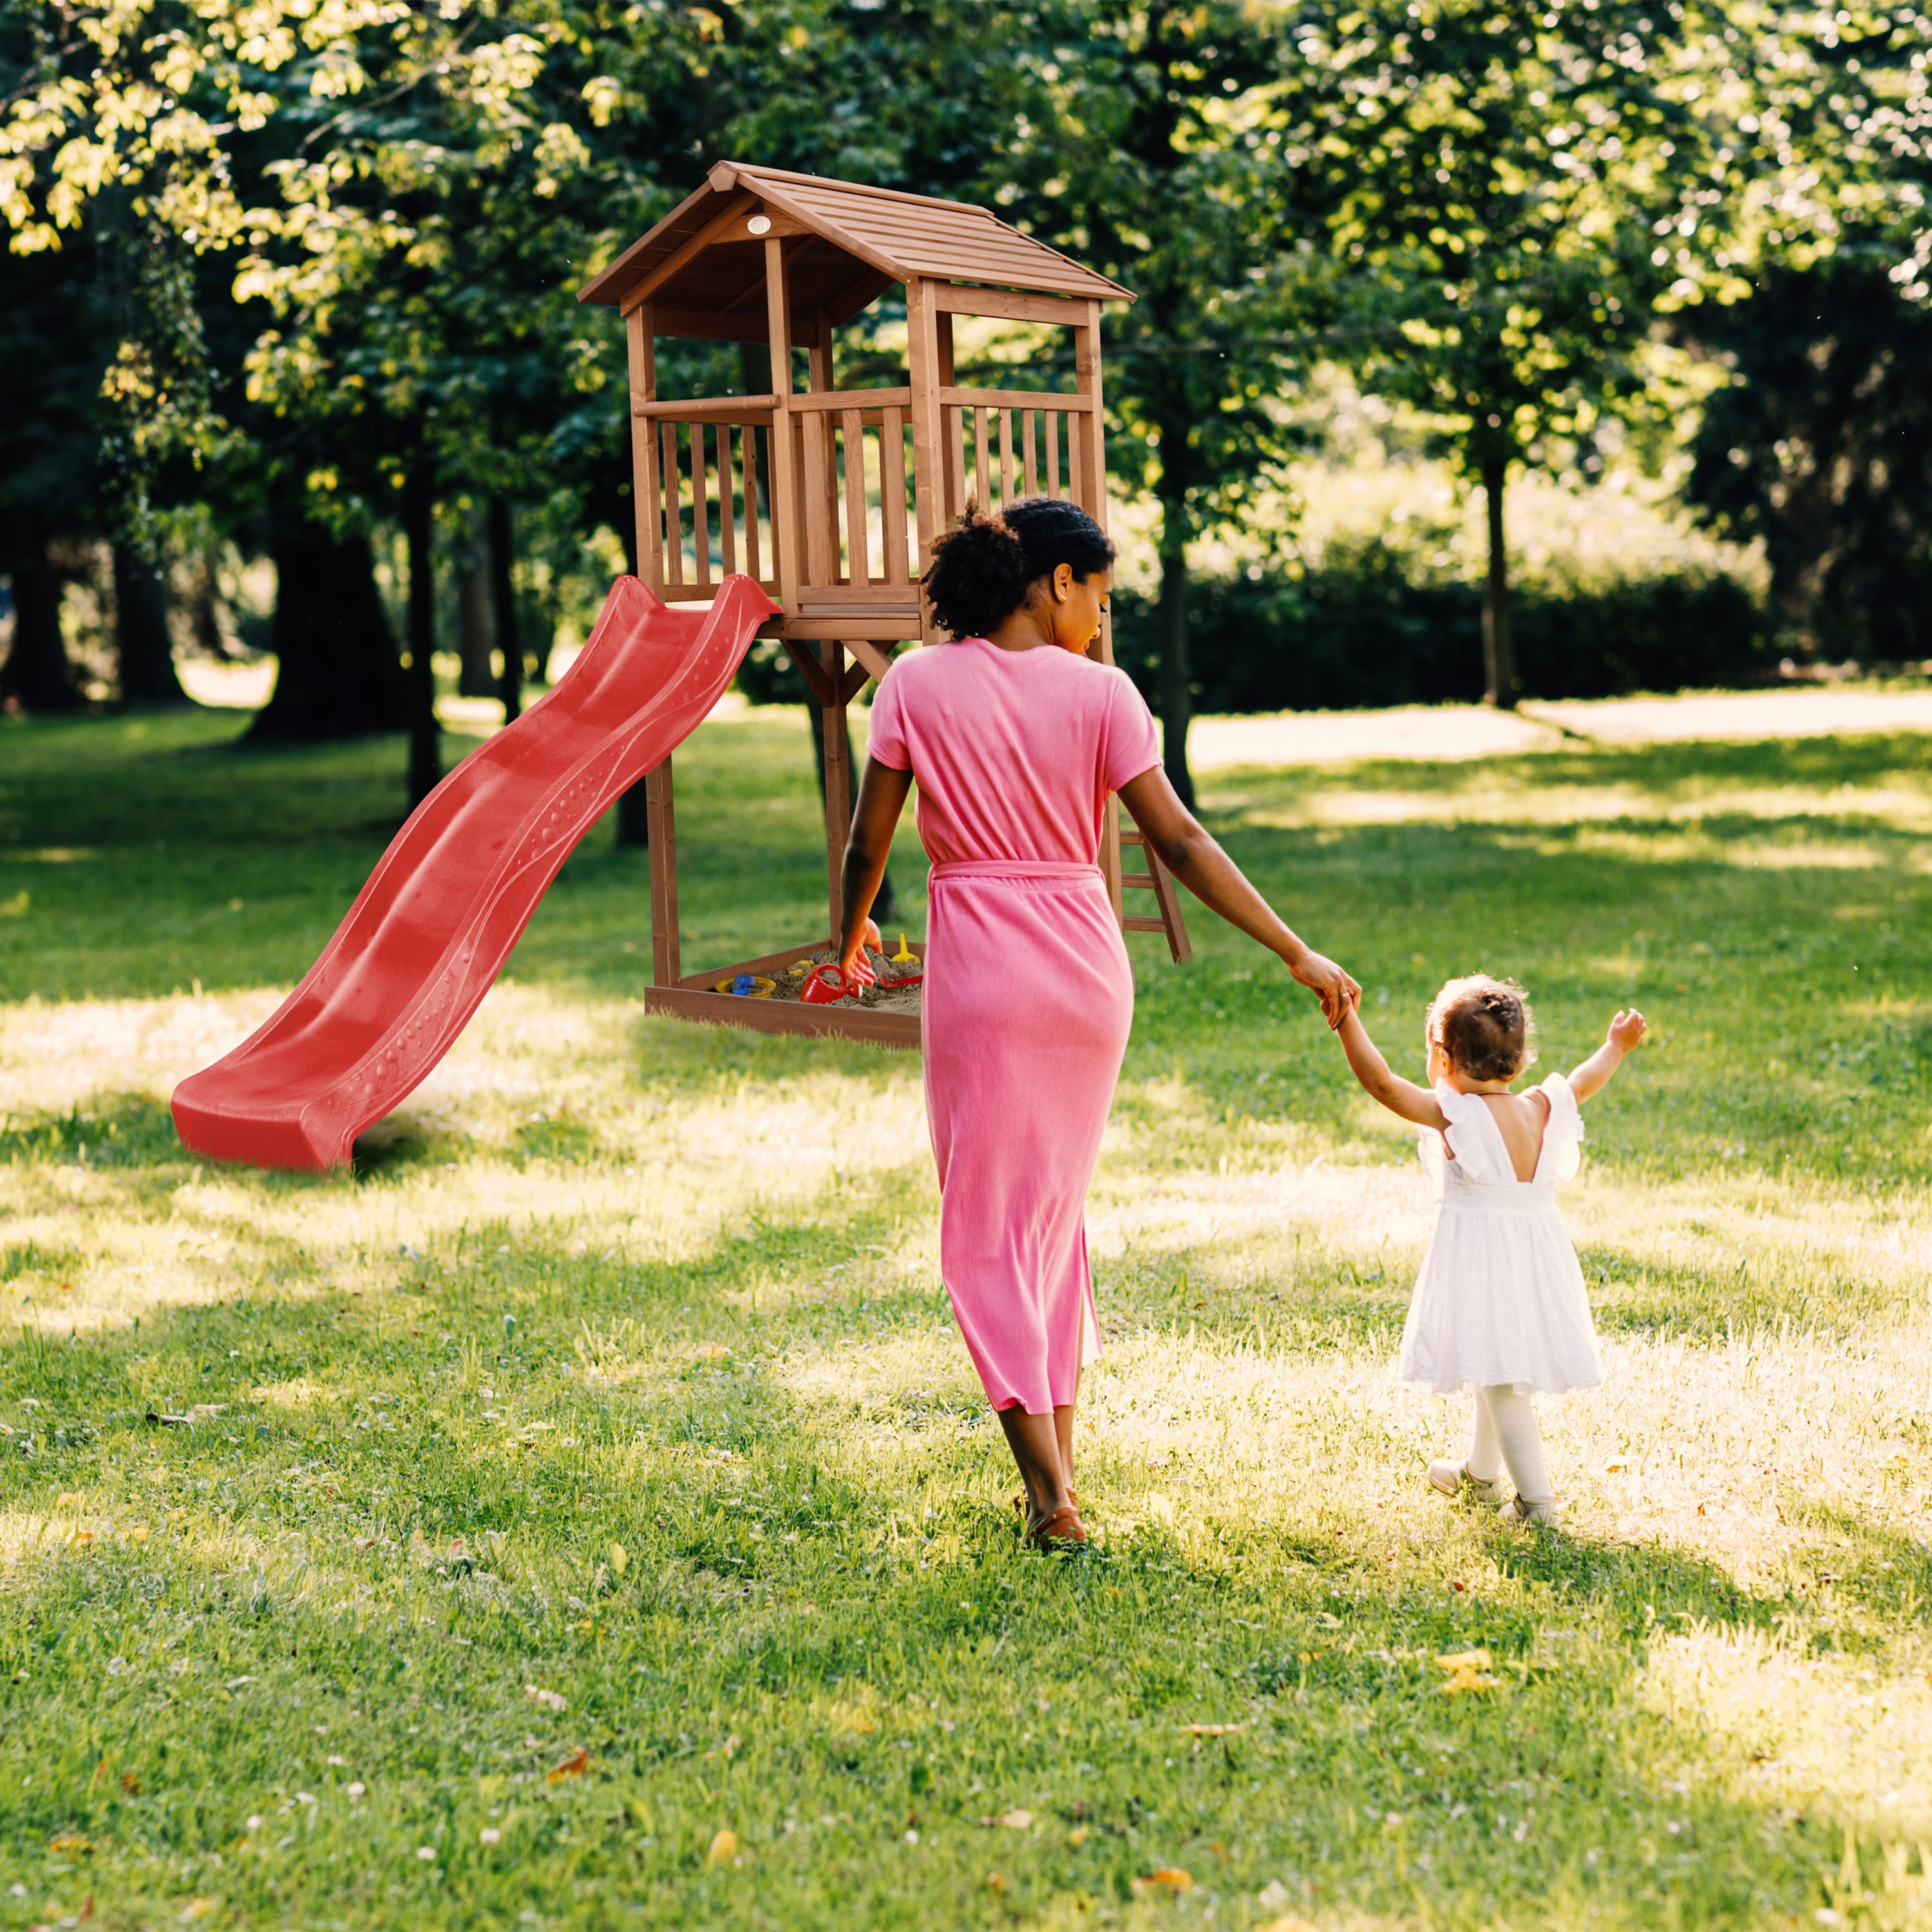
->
[1012,1486,1078,1516]
[1025,1504,1089,1549]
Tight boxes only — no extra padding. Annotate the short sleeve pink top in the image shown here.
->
[865,638,1160,864]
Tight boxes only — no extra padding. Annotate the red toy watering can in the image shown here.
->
[799,963,858,1004]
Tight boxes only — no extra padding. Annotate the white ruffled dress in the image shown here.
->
[1397,1072,1604,1397]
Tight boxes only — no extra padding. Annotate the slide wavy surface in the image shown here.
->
[172,574,776,1171]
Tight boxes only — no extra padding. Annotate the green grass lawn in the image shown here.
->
[1,701,1929,1931]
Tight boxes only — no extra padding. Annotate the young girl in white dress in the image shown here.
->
[1332,974,1647,1524]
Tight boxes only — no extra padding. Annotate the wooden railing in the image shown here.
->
[635,384,1097,624]
[940,389,1095,522]
[790,389,915,596]
[636,398,779,600]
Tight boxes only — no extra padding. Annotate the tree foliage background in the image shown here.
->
[3,0,1931,745]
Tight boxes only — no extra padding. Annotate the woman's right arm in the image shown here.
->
[1116,766,1361,1028]
[837,757,915,983]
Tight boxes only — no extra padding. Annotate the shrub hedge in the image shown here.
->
[1109,545,1776,712]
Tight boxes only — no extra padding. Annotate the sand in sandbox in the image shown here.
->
[757,951,923,1015]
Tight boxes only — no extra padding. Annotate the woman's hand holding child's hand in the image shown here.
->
[1287,948,1363,1030]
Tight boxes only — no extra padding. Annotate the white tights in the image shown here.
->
[1466,1385,1553,1509]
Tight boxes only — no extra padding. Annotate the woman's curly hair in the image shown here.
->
[920,497,1116,639]
[1426,974,1537,1083]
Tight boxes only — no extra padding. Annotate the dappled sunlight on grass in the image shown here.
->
[6,709,1932,1925]
[1641,1624,1932,1839]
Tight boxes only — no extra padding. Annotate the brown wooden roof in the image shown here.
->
[578,161,1132,331]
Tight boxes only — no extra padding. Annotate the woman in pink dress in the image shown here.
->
[837,500,1358,1548]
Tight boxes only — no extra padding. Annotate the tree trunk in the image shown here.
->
[251,516,407,740]
[812,704,895,922]
[113,543,189,706]
[404,484,441,809]
[454,500,495,698]
[1,549,84,712]
[1481,454,1517,710]
[490,496,522,724]
[1156,437,1195,808]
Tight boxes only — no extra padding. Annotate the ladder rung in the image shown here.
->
[1122,872,1157,889]
[1123,916,1169,932]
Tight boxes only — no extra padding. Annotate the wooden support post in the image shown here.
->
[820,639,851,945]
[762,236,800,613]
[804,310,838,585]
[627,304,661,587]
[937,311,959,524]
[904,276,945,641]
[646,757,680,986]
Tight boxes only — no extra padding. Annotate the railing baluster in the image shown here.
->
[842,408,868,585]
[999,408,1016,508]
[1066,406,1083,504]
[693,421,712,587]
[1023,410,1039,498]
[949,406,967,523]
[973,406,990,510]
[1045,410,1061,499]
[882,406,908,585]
[661,421,683,587]
[719,424,738,580]
[744,424,762,582]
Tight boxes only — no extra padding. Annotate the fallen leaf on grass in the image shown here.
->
[1182,1723,1245,1737]
[56,1492,81,1508]
[1132,1869,1193,1897]
[705,1828,737,1866]
[547,1749,589,1783]
[1257,1918,1320,1932]
[998,1810,1032,1830]
[984,1873,1005,1893]
[120,1774,142,1795]
[48,1834,93,1853]
[525,1685,567,1712]
[1069,1827,1090,1846]
[608,1542,629,1577]
[1435,1648,1498,1694]
[179,1901,215,1922]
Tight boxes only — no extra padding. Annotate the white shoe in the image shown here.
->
[1500,1493,1560,1526]
[1428,1459,1511,1506]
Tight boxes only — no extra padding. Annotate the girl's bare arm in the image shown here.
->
[836,758,914,981]
[1335,1007,1448,1130]
[1569,1008,1648,1103]
[1117,766,1360,1027]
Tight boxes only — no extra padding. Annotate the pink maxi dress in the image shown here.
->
[866,636,1160,1415]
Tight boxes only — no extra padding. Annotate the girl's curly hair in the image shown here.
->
[920,497,1116,640]
[1426,974,1537,1083]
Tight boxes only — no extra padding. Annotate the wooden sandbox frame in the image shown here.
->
[579,160,1191,1046]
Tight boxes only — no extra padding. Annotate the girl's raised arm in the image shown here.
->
[1569,1008,1648,1104]
[1335,1005,1448,1130]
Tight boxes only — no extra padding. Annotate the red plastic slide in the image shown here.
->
[172,574,777,1171]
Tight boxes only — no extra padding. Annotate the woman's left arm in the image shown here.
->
[1117,765,1361,1027]
[837,757,916,983]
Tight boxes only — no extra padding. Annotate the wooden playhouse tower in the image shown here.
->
[578,160,1190,1045]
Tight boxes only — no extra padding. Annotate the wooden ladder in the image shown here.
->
[1119,828,1192,963]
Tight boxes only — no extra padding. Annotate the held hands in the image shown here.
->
[1287,949,1363,1030]
[838,919,884,988]
[1607,1007,1647,1054]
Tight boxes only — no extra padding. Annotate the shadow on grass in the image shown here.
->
[0,1195,1900,1929]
